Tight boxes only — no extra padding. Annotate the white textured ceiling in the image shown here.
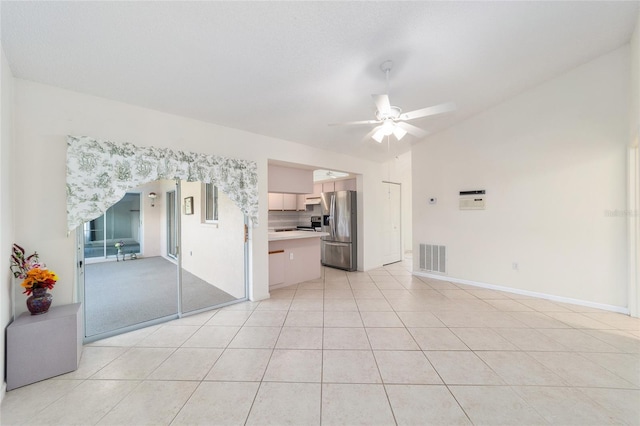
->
[1,1,638,162]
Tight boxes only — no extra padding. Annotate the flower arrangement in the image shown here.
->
[10,244,58,295]
[114,240,126,261]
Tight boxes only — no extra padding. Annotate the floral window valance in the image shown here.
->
[66,135,259,232]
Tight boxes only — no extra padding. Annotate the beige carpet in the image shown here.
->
[85,256,241,337]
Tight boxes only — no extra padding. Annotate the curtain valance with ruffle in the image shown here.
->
[66,135,259,232]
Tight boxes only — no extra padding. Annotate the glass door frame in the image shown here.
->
[166,187,178,260]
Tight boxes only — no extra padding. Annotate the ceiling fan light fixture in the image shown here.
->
[313,169,349,181]
[393,126,408,140]
[381,120,395,136]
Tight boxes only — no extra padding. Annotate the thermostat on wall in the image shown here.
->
[459,190,486,210]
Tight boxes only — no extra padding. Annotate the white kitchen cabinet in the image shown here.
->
[268,250,285,287]
[268,193,284,211]
[296,194,307,211]
[269,193,307,211]
[322,178,356,193]
[268,236,322,289]
[283,193,297,210]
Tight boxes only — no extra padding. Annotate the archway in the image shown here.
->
[66,136,259,340]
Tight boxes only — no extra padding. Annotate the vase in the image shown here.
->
[26,287,53,315]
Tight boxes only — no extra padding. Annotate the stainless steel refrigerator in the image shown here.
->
[321,190,357,271]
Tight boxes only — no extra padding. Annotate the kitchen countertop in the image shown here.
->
[268,231,329,241]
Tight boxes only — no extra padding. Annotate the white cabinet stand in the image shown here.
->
[7,303,83,390]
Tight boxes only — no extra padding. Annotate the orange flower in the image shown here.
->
[21,267,58,294]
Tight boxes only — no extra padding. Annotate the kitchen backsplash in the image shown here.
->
[268,204,321,229]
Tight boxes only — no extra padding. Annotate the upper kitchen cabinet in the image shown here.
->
[268,165,313,194]
[323,178,356,192]
[296,194,307,210]
[283,194,297,210]
[268,193,284,211]
[313,183,322,197]
[269,193,306,211]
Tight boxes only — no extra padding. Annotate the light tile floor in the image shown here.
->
[2,259,640,425]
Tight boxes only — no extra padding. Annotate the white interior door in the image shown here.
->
[381,182,402,265]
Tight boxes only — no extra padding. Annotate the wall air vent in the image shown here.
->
[419,244,446,273]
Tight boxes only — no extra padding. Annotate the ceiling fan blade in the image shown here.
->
[400,102,456,121]
[329,119,380,126]
[372,94,391,114]
[396,121,429,139]
[362,125,384,142]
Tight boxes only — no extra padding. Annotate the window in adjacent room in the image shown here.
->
[204,183,219,223]
[83,192,141,260]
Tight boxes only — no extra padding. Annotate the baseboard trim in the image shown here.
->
[413,271,630,315]
[1,381,6,403]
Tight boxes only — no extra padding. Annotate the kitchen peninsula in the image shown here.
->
[268,231,329,289]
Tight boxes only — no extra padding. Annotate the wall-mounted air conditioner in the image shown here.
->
[459,190,486,210]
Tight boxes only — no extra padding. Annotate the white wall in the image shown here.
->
[180,181,245,298]
[629,12,640,317]
[412,46,630,310]
[0,46,15,400]
[10,79,386,316]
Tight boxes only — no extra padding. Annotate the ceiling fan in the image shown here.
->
[331,60,456,143]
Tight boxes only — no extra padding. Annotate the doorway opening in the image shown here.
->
[81,179,248,342]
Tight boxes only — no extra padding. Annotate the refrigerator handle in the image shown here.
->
[330,194,336,239]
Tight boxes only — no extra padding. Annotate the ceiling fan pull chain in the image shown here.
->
[386,67,390,96]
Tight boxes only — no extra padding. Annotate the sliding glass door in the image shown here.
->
[82,180,248,342]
